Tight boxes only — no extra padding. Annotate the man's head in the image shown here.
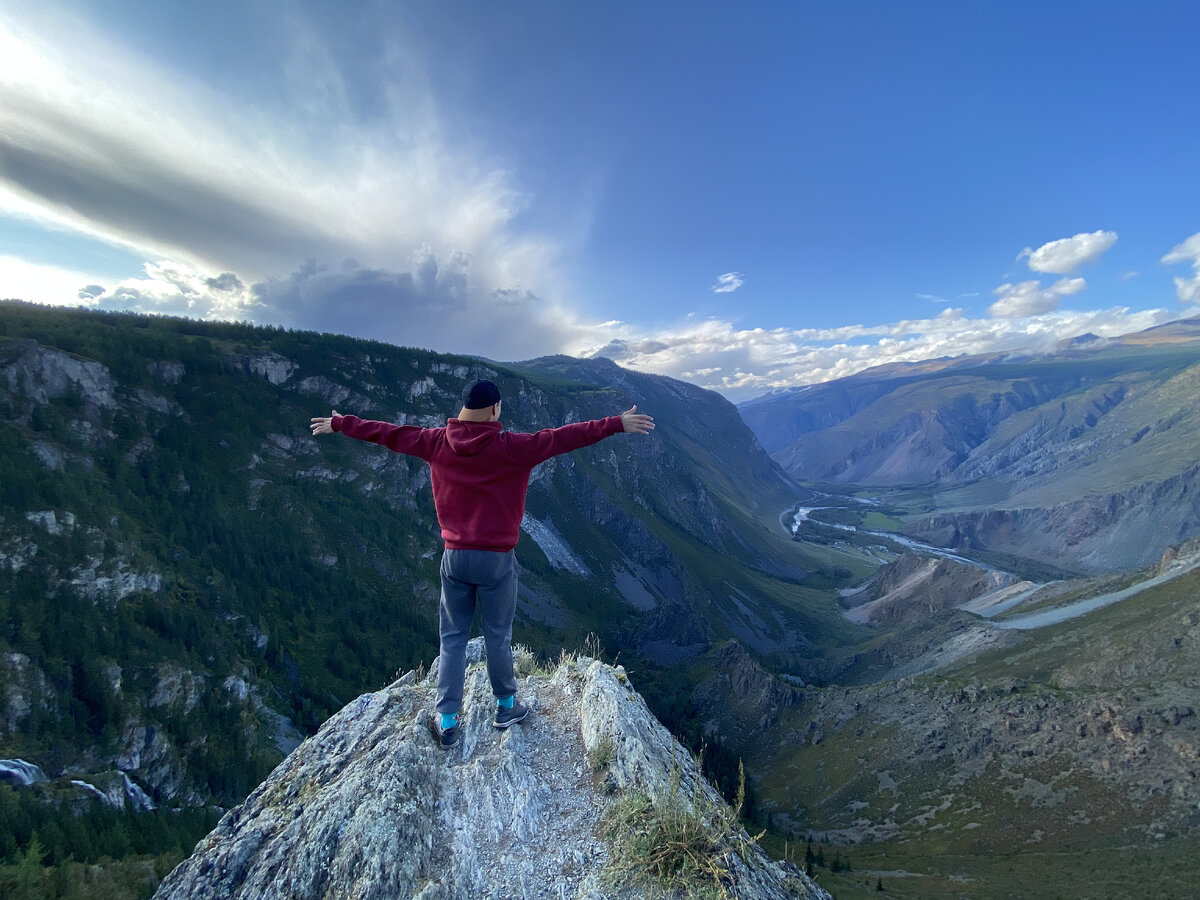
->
[457,379,502,422]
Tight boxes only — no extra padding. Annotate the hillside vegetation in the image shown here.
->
[0,301,845,897]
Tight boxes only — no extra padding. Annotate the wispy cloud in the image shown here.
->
[1162,231,1200,304]
[0,6,574,358]
[1019,230,1118,274]
[711,272,744,293]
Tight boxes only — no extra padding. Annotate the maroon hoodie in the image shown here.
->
[332,414,624,551]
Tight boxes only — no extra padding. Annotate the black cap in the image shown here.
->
[462,379,501,410]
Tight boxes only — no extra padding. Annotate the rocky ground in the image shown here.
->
[152,640,826,900]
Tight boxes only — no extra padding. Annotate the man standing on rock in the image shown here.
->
[310,379,654,749]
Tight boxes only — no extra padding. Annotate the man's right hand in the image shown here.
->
[310,410,341,436]
[620,406,655,435]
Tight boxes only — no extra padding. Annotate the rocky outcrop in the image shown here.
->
[844,553,1017,625]
[1,338,118,413]
[153,640,826,900]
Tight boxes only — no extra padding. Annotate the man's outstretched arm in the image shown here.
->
[309,410,439,461]
[506,405,655,466]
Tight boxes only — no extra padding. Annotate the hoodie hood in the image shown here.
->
[445,419,503,457]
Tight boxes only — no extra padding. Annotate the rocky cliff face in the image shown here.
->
[153,639,827,900]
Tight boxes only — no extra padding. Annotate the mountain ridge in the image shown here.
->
[739,316,1200,572]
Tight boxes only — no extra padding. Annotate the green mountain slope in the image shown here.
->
[0,301,852,895]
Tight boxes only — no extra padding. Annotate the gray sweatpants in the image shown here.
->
[436,548,519,716]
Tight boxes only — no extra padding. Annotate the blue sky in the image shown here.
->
[2,1,1198,401]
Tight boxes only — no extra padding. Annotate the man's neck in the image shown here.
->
[456,406,499,423]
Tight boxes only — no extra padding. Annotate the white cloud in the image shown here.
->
[94,261,264,320]
[988,277,1086,318]
[711,272,744,293]
[1162,231,1200,304]
[0,254,107,306]
[1021,230,1118,274]
[0,6,568,345]
[579,304,1174,402]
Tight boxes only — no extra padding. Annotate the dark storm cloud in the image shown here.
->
[205,272,246,292]
[250,254,575,362]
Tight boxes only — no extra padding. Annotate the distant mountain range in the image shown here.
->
[739,316,1200,572]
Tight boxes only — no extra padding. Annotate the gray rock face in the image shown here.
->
[154,641,827,900]
[1,339,118,411]
[0,757,48,786]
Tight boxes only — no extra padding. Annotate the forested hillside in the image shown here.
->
[0,301,825,897]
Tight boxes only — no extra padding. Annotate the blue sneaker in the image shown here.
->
[493,700,529,730]
[438,717,459,749]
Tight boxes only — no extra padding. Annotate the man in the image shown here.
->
[310,378,654,749]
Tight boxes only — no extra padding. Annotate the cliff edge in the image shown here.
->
[153,639,826,899]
